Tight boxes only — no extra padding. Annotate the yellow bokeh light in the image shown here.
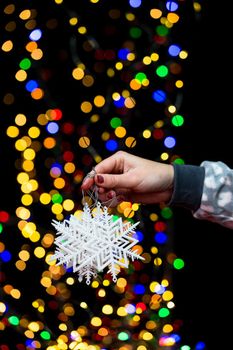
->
[115,126,126,138]
[40,193,51,205]
[26,41,37,52]
[130,79,141,90]
[160,152,169,161]
[115,62,123,70]
[124,207,134,218]
[125,13,135,21]
[22,160,34,172]
[15,260,26,271]
[59,323,68,331]
[78,26,87,34]
[64,304,75,316]
[31,48,43,60]
[179,50,188,59]
[2,40,13,52]
[15,139,27,151]
[168,105,176,113]
[79,136,90,148]
[15,113,27,126]
[150,8,162,19]
[142,129,151,139]
[63,199,74,211]
[64,162,75,173]
[16,207,31,220]
[72,67,84,80]
[82,74,94,87]
[117,306,127,317]
[167,13,179,23]
[107,68,115,77]
[91,280,99,288]
[93,95,105,107]
[151,52,159,61]
[4,4,15,14]
[69,17,78,26]
[125,136,136,148]
[54,177,65,189]
[40,276,52,288]
[132,203,139,211]
[81,101,92,113]
[98,288,106,297]
[66,277,75,285]
[142,331,153,341]
[44,137,56,149]
[30,231,40,242]
[154,257,162,266]
[41,233,54,248]
[45,253,56,266]
[163,324,173,333]
[143,56,152,65]
[28,321,40,332]
[150,213,158,221]
[6,125,19,138]
[19,250,30,261]
[102,304,113,315]
[0,302,7,313]
[90,317,102,327]
[19,9,31,20]
[34,246,46,258]
[52,203,63,214]
[23,148,36,160]
[10,289,21,299]
[28,126,40,138]
[15,70,27,81]
[162,290,174,301]
[175,79,184,88]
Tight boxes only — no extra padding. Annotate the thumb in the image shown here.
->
[95,173,131,189]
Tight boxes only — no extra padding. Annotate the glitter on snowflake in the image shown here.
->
[50,202,144,284]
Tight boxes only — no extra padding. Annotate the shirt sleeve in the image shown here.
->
[193,161,233,229]
[169,163,205,211]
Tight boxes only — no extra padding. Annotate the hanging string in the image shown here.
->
[81,167,116,209]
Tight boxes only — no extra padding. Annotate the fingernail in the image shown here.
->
[97,175,104,184]
[107,191,114,199]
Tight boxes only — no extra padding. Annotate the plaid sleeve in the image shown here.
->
[193,161,233,229]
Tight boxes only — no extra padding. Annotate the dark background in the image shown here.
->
[172,1,233,348]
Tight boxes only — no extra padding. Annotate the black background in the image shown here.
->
[172,1,233,349]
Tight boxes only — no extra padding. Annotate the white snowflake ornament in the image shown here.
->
[50,202,144,284]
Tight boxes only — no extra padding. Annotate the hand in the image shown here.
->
[81,151,174,206]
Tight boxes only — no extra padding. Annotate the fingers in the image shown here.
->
[81,176,94,190]
[94,151,125,174]
[94,172,134,189]
[98,190,171,206]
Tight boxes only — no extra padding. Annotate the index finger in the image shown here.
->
[81,176,95,190]
[94,152,124,174]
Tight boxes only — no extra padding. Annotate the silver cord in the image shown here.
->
[82,168,116,209]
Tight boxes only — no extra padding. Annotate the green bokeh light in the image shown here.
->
[129,27,142,38]
[156,65,168,77]
[110,117,122,128]
[171,114,184,127]
[173,258,185,270]
[19,58,31,70]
